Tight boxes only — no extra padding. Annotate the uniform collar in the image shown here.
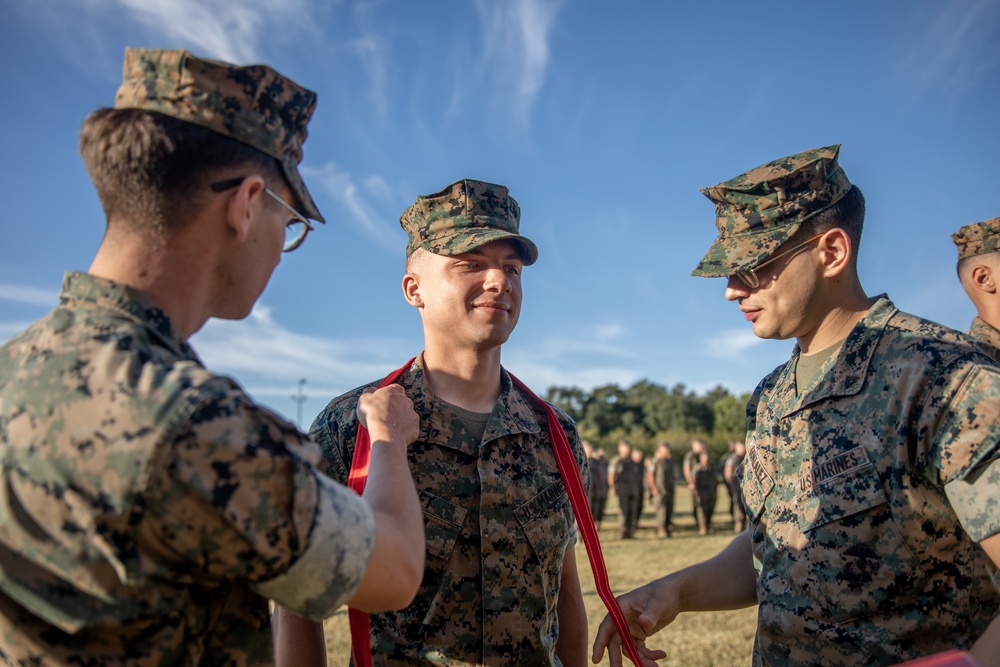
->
[60,271,199,363]
[401,353,542,452]
[969,316,1000,360]
[773,294,895,418]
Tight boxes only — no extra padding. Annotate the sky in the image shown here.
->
[1,0,999,428]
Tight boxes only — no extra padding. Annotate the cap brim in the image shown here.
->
[430,228,538,266]
[690,225,799,278]
[280,160,325,223]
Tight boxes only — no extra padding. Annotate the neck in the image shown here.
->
[975,302,1000,333]
[421,344,502,413]
[88,227,215,338]
[798,279,873,354]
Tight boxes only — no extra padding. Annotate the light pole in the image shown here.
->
[292,378,307,428]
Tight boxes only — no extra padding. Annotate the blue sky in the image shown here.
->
[1,0,999,427]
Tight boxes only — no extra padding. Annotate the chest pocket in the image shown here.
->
[514,480,573,562]
[796,453,923,624]
[420,489,467,562]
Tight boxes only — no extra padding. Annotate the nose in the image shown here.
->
[724,275,749,302]
[484,267,512,293]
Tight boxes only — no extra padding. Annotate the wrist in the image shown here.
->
[365,425,407,449]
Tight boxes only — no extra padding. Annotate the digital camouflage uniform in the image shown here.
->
[951,216,1000,362]
[967,317,1000,361]
[0,273,373,665]
[0,49,370,665]
[651,456,675,536]
[694,146,1000,666]
[609,455,643,538]
[587,452,609,526]
[691,455,717,535]
[741,295,1000,666]
[310,354,588,666]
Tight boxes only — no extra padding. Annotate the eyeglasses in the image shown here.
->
[210,177,314,252]
[734,233,825,289]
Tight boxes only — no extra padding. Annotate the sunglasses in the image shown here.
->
[734,233,825,289]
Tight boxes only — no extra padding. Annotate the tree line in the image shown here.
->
[544,380,752,462]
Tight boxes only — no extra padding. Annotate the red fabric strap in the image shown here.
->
[347,360,643,666]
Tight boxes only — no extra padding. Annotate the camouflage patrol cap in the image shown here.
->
[691,144,852,277]
[400,179,538,265]
[951,217,1000,260]
[114,47,324,222]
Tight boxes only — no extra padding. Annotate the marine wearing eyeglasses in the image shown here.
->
[594,145,1000,667]
[0,47,425,666]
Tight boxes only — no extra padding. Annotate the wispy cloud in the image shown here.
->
[473,0,565,127]
[0,283,59,306]
[191,302,413,397]
[705,328,766,360]
[897,0,1000,103]
[302,162,403,252]
[593,323,626,343]
[347,31,389,120]
[503,323,638,390]
[29,0,312,65]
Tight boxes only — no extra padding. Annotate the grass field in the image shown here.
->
[320,485,758,665]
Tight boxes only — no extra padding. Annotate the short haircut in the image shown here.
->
[405,247,432,273]
[792,185,866,265]
[958,254,974,279]
[79,108,283,236]
[957,251,1000,281]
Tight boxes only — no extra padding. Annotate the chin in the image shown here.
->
[216,303,255,321]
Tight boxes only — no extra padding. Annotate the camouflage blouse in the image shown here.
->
[311,354,588,666]
[741,296,1000,666]
[0,272,374,666]
[968,316,1000,363]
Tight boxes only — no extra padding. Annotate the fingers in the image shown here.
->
[592,614,618,664]
[356,385,419,444]
[592,626,664,667]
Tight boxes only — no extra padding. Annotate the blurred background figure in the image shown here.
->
[649,442,676,538]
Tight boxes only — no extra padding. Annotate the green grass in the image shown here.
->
[321,486,757,665]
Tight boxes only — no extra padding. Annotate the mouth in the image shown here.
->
[473,301,511,314]
[740,305,760,322]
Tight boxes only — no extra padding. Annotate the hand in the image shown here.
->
[591,580,679,667]
[357,385,419,446]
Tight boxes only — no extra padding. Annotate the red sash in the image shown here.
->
[347,359,643,666]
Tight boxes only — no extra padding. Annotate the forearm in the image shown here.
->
[555,549,588,667]
[970,614,1000,667]
[272,606,327,667]
[591,529,757,667]
[970,532,1000,667]
[349,433,425,611]
[670,530,757,613]
[362,428,422,547]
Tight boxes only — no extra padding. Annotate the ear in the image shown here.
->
[402,273,423,308]
[970,264,996,294]
[817,228,852,278]
[225,176,267,243]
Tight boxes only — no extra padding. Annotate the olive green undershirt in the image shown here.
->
[794,337,846,395]
[441,400,492,442]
